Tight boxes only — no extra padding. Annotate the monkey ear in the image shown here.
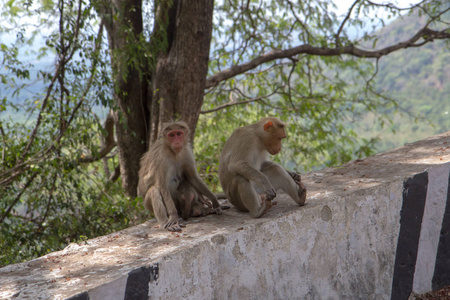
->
[263,121,273,132]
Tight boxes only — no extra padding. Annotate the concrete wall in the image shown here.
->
[1,132,449,300]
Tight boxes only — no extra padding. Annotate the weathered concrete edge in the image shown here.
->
[66,162,450,300]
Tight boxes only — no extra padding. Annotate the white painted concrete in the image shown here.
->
[413,165,449,294]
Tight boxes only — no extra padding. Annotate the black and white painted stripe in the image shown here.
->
[124,264,159,300]
[391,164,450,300]
[432,168,450,291]
[66,263,159,300]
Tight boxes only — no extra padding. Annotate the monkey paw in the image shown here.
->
[214,207,223,215]
[166,224,183,232]
[165,222,186,232]
[287,171,302,182]
[164,218,186,232]
[295,181,307,206]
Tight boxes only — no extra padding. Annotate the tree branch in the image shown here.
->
[202,88,280,114]
[0,171,39,224]
[205,27,450,89]
[200,96,268,114]
[78,111,116,163]
[109,165,120,182]
[366,0,428,11]
[336,0,360,47]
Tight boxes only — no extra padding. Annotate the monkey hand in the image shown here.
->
[164,217,185,232]
[287,170,301,182]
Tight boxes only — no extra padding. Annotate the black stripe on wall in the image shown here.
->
[432,169,450,291]
[391,171,428,300]
[66,291,89,300]
[124,263,159,300]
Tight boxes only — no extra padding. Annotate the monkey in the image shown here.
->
[175,179,219,220]
[218,116,307,218]
[138,121,222,231]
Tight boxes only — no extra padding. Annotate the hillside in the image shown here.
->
[363,12,450,152]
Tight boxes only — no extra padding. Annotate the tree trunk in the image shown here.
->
[101,0,150,197]
[151,0,214,143]
[100,0,213,197]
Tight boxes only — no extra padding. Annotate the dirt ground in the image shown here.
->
[410,286,450,300]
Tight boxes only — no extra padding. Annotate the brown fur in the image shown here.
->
[218,117,307,218]
[138,121,221,231]
[175,180,218,220]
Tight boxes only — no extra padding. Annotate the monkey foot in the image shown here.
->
[256,194,275,217]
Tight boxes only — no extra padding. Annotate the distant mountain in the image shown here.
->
[360,11,450,152]
[375,12,449,95]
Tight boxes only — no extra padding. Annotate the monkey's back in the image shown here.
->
[218,124,265,192]
[137,141,171,196]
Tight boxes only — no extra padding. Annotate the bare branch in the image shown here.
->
[366,0,428,11]
[202,87,282,114]
[109,165,121,182]
[0,122,6,171]
[286,60,297,110]
[78,111,117,163]
[205,26,450,88]
[367,57,380,86]
[0,171,39,224]
[200,96,267,114]
[287,0,312,42]
[18,64,61,164]
[38,173,58,227]
[336,0,360,47]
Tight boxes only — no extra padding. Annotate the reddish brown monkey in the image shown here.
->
[219,117,307,217]
[138,121,221,231]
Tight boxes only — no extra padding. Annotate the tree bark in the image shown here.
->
[99,0,214,197]
[101,0,150,197]
[151,0,214,142]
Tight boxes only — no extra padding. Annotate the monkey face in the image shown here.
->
[167,130,186,153]
[263,120,286,155]
[268,132,285,155]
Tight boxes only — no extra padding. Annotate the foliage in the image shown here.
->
[0,0,148,266]
[197,0,410,173]
[348,10,450,152]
